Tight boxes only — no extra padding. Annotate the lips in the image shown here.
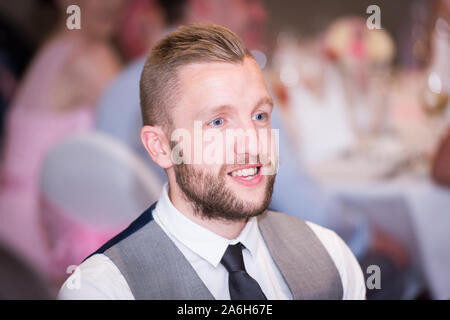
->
[227,164,263,186]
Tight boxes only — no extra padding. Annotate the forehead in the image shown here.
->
[174,57,269,117]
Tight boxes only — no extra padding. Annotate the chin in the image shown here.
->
[231,181,268,203]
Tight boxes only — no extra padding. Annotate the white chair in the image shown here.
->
[39,131,163,281]
[40,131,162,229]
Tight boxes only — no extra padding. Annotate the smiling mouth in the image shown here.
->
[227,165,262,180]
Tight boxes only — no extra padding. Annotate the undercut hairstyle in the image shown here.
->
[139,24,253,130]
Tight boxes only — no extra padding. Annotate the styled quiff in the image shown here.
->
[139,24,252,129]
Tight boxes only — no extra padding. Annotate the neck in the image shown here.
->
[167,179,247,240]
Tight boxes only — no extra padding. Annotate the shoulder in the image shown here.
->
[305,220,367,299]
[263,210,353,261]
[264,210,366,299]
[58,254,133,300]
[264,210,352,255]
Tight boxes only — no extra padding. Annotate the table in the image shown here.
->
[309,168,450,299]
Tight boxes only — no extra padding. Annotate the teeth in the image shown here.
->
[231,167,257,177]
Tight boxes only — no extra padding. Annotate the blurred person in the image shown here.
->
[116,0,165,62]
[95,0,413,299]
[0,0,123,279]
[60,25,365,300]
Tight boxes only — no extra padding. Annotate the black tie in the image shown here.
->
[220,243,267,300]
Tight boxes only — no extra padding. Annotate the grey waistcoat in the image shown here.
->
[90,203,343,299]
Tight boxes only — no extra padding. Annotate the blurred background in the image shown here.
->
[0,0,449,300]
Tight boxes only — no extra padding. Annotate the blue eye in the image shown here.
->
[209,117,224,127]
[252,113,266,121]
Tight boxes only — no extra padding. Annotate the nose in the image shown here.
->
[231,119,259,163]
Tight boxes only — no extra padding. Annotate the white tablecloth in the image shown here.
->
[314,175,450,299]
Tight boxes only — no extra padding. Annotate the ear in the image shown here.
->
[140,125,173,169]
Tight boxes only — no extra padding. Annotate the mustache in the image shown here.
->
[221,154,275,175]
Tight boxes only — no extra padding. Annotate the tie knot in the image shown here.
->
[221,243,245,273]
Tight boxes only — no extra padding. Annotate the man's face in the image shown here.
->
[169,57,277,221]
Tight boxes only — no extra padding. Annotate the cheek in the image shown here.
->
[191,163,224,178]
[257,128,273,153]
[258,128,278,173]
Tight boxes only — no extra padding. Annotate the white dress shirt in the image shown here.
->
[59,184,366,300]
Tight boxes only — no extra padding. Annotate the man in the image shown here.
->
[95,0,372,261]
[95,0,419,300]
[59,25,365,300]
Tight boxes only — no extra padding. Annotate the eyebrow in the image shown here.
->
[254,96,274,111]
[196,96,274,119]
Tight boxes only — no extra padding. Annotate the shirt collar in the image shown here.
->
[153,183,260,268]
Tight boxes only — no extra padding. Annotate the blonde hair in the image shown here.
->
[139,24,252,129]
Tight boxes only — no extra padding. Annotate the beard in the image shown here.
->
[173,161,276,222]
